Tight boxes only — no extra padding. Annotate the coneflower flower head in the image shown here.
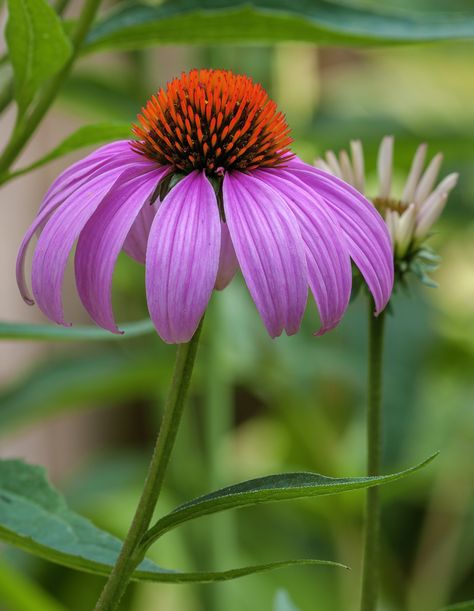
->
[316,136,458,286]
[17,69,394,343]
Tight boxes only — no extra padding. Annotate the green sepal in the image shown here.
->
[395,244,442,290]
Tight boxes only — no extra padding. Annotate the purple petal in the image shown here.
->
[122,198,160,264]
[146,172,221,344]
[30,165,145,324]
[17,143,161,305]
[39,141,145,214]
[18,162,127,306]
[223,172,308,338]
[281,160,394,313]
[255,169,352,335]
[215,222,239,290]
[75,166,166,332]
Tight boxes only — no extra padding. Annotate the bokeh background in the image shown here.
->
[1,3,473,610]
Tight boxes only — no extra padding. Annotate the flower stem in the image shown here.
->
[360,303,386,611]
[0,0,101,179]
[94,320,204,611]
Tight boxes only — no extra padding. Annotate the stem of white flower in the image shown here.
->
[360,304,386,611]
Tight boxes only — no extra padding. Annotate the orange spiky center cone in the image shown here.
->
[132,69,293,175]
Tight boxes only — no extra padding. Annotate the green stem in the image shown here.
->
[0,0,101,177]
[360,304,386,611]
[0,80,14,115]
[94,320,204,611]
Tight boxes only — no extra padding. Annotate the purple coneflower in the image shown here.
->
[17,69,393,344]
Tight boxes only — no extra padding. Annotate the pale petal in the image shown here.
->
[350,139,365,193]
[339,150,355,186]
[415,193,448,240]
[402,143,427,204]
[377,135,394,199]
[433,172,459,196]
[395,204,416,257]
[325,151,343,178]
[414,152,443,206]
[384,210,398,245]
[314,158,332,173]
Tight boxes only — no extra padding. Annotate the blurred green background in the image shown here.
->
[1,18,474,611]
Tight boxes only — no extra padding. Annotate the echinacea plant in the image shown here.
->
[17,70,393,343]
[317,136,458,611]
[17,70,396,611]
[316,135,458,288]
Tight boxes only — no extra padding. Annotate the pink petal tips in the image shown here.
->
[18,70,394,343]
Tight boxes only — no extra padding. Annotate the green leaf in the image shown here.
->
[440,603,474,611]
[0,460,345,582]
[5,0,72,111]
[0,318,153,341]
[143,454,437,546]
[84,0,474,54]
[5,123,132,182]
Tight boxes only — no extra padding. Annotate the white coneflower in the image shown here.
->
[316,136,458,261]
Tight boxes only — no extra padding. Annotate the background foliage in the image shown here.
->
[1,0,473,610]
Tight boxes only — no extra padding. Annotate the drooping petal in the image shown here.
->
[214,222,239,290]
[146,172,221,344]
[17,143,157,305]
[75,166,166,332]
[30,165,143,324]
[282,159,394,313]
[223,172,307,338]
[122,198,160,263]
[39,141,145,214]
[255,169,352,335]
[17,160,135,306]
